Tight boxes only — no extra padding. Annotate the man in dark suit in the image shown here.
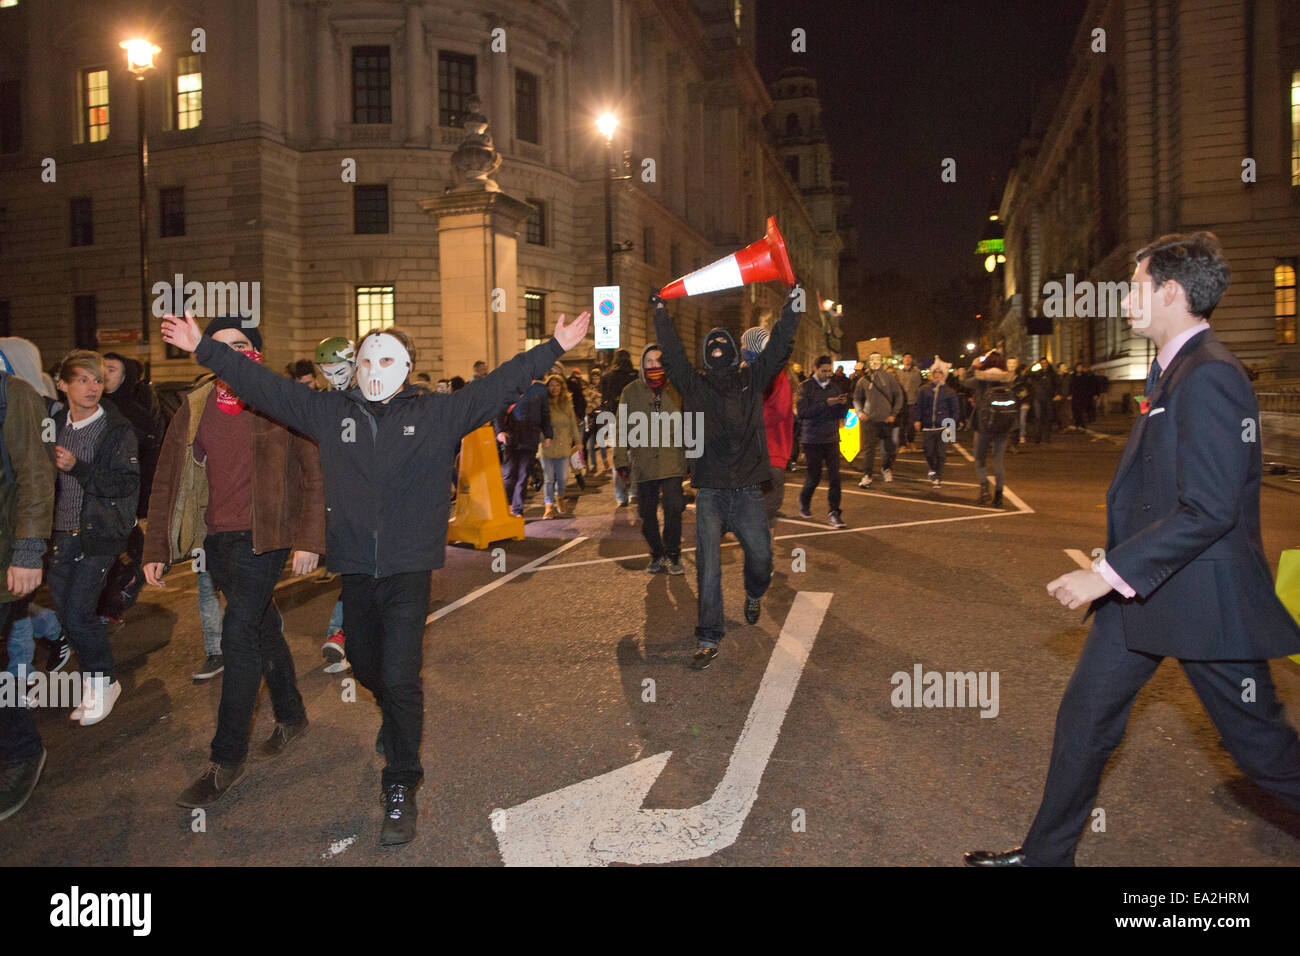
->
[966,231,1300,867]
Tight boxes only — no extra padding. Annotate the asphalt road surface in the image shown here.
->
[5,426,1300,867]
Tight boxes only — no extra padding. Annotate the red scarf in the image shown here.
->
[214,348,263,414]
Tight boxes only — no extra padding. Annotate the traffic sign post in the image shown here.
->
[594,286,620,350]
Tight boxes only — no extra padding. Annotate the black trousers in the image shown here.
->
[205,532,303,766]
[341,570,431,789]
[636,476,685,561]
[799,442,841,515]
[502,444,536,512]
[1022,600,1300,865]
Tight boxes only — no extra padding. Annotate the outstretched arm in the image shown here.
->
[162,313,326,440]
[450,312,589,437]
[650,294,700,403]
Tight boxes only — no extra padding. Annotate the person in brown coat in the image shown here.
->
[143,316,325,809]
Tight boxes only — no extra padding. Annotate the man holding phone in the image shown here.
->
[796,355,851,529]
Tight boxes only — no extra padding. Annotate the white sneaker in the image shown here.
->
[927,471,936,481]
[882,469,893,483]
[78,678,121,726]
[858,475,872,488]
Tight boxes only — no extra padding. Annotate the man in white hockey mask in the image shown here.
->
[355,332,411,402]
[161,311,590,847]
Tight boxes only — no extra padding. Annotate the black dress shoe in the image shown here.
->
[964,846,1027,866]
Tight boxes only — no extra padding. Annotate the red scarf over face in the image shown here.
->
[214,348,263,414]
[644,367,666,390]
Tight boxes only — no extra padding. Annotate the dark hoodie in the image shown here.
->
[653,289,800,489]
[102,353,165,515]
[600,350,637,414]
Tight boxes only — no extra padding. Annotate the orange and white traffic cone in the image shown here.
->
[658,216,796,298]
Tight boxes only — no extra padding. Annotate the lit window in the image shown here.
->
[525,291,545,348]
[1276,261,1297,345]
[0,2,19,9]
[356,285,395,339]
[1293,72,1300,186]
[176,54,202,129]
[83,68,109,143]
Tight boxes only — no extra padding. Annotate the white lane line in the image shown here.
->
[948,442,1035,515]
[839,487,995,511]
[1064,548,1092,570]
[426,536,587,623]
[532,508,1025,573]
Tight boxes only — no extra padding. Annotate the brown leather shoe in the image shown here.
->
[254,717,309,761]
[177,761,248,808]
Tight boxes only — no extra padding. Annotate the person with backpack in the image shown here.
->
[50,351,141,725]
[853,352,904,488]
[964,350,1017,507]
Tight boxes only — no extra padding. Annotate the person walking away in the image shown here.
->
[144,317,325,807]
[614,344,687,572]
[915,359,960,488]
[1029,360,1058,443]
[653,288,801,669]
[742,327,793,530]
[965,350,1016,507]
[495,380,551,518]
[854,352,904,488]
[796,355,850,528]
[1007,357,1031,446]
[540,373,581,517]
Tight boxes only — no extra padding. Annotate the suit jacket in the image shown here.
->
[1094,328,1300,659]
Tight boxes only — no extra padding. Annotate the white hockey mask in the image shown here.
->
[356,333,411,402]
[318,361,354,391]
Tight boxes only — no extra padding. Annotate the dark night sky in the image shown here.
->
[755,0,1090,285]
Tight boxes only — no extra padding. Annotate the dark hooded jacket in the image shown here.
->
[599,350,637,414]
[653,290,800,489]
[102,354,165,516]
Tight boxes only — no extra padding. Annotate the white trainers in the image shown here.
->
[858,475,872,488]
[77,678,121,726]
[882,468,893,483]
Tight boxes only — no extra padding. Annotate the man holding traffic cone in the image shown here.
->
[651,286,801,670]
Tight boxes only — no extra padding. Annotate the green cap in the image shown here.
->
[314,337,355,367]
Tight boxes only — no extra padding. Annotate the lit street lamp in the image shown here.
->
[122,38,158,366]
[597,113,618,288]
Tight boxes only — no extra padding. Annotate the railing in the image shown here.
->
[1258,380,1300,464]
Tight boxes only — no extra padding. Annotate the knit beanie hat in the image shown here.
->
[204,315,263,352]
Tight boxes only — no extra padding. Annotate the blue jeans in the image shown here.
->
[4,602,61,678]
[0,602,42,762]
[693,485,772,646]
[973,429,1009,492]
[542,456,568,505]
[326,597,344,638]
[197,570,223,656]
[48,532,116,682]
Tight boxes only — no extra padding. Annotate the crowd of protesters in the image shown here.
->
[0,298,1113,837]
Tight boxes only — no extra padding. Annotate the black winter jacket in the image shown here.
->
[796,377,849,444]
[653,289,799,489]
[52,402,140,556]
[195,334,563,575]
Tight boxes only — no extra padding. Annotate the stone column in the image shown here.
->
[405,1,426,145]
[314,1,335,143]
[418,102,534,376]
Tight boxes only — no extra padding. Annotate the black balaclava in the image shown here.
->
[703,328,739,371]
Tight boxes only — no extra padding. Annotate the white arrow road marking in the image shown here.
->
[493,591,832,866]
[1064,548,1092,570]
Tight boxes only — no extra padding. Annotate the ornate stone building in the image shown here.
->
[0,0,844,379]
[996,0,1300,404]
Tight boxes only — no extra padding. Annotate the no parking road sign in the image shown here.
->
[594,286,620,349]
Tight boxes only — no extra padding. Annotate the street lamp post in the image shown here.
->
[596,113,618,287]
[122,39,158,370]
